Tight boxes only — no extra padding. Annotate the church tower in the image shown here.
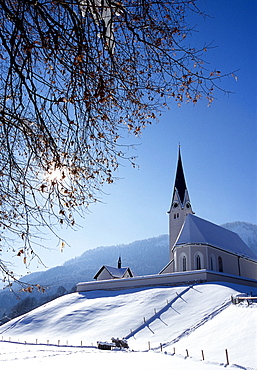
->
[168,147,193,260]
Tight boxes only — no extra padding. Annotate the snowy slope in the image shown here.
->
[174,303,257,368]
[0,282,257,369]
[0,234,169,320]
[1,221,256,322]
[0,341,230,370]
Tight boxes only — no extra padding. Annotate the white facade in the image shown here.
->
[174,244,257,280]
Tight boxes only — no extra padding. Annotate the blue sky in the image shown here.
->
[11,0,257,275]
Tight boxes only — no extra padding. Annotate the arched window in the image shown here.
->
[194,252,204,270]
[218,256,223,272]
[196,254,201,270]
[182,256,187,271]
[180,253,187,272]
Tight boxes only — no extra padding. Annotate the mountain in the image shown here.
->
[0,220,256,324]
[0,234,169,322]
[221,221,257,255]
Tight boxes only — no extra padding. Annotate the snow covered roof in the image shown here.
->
[94,265,133,280]
[174,214,257,261]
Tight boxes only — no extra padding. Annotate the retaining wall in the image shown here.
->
[76,270,257,292]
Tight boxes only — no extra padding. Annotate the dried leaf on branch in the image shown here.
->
[0,0,233,282]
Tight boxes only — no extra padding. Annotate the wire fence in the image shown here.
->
[1,335,231,366]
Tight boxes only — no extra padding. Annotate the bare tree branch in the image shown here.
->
[0,0,233,282]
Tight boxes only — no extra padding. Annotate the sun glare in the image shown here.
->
[45,166,67,182]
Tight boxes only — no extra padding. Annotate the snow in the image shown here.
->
[176,214,257,260]
[95,265,131,279]
[0,341,234,370]
[0,282,257,370]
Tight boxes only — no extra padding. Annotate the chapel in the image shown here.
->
[94,257,134,281]
[160,148,257,280]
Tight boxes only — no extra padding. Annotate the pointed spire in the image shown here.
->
[118,256,122,269]
[173,146,187,206]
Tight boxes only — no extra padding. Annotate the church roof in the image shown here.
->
[174,214,257,261]
[172,147,187,205]
[94,265,133,280]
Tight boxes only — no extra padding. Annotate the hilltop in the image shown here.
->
[0,221,257,323]
[0,282,256,369]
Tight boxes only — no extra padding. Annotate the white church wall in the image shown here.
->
[239,258,257,280]
[176,245,208,272]
[173,244,257,281]
[169,208,185,259]
[206,248,257,280]
[209,253,216,271]
[206,248,239,276]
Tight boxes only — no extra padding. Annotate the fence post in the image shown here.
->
[148,341,151,350]
[173,347,175,355]
[201,350,205,361]
[160,343,162,352]
[186,349,189,357]
[225,349,229,365]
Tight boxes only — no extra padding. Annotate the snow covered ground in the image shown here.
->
[0,282,256,370]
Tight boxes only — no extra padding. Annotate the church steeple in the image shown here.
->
[168,147,193,261]
[172,147,187,207]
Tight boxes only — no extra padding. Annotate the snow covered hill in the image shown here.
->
[0,234,169,321]
[1,221,257,323]
[0,282,257,369]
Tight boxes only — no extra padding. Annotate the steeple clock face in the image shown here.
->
[173,202,179,208]
[186,202,191,209]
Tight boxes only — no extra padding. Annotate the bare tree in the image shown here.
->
[0,0,232,283]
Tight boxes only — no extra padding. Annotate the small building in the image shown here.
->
[94,257,134,281]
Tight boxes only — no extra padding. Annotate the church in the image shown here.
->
[77,148,257,292]
[160,148,257,280]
